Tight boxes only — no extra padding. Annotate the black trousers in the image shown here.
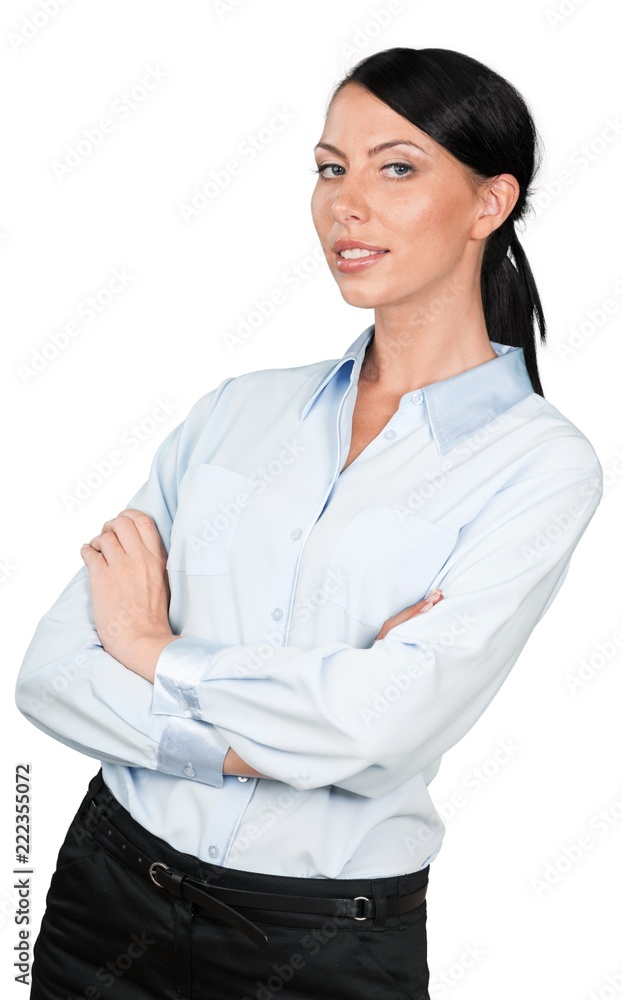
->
[31,770,430,1000]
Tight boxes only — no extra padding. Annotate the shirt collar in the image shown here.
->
[300,323,535,456]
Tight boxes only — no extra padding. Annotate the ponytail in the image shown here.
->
[482,217,546,396]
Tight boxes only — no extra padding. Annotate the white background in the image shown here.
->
[2,1,621,997]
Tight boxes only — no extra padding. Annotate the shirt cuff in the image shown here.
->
[156,715,229,788]
[152,636,232,718]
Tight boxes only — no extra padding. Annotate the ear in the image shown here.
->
[471,173,520,241]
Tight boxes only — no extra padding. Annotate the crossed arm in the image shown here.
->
[78,508,443,779]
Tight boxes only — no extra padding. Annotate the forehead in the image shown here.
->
[321,83,436,155]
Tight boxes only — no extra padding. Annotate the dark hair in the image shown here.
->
[328,47,547,396]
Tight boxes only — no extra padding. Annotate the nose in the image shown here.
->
[329,170,369,225]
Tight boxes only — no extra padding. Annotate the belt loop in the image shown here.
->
[89,768,105,798]
[85,796,108,831]
[371,879,387,932]
[90,787,123,829]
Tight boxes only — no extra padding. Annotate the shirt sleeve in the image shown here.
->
[14,380,235,788]
[151,453,604,798]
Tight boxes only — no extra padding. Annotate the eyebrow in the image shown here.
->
[313,139,431,158]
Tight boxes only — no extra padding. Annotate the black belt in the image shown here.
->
[88,798,428,951]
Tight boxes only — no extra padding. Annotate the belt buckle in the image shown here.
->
[352,895,373,921]
[149,862,170,888]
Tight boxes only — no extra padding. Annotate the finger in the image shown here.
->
[421,588,444,611]
[99,509,150,542]
[117,508,154,523]
[80,542,106,569]
[97,514,143,556]
[104,512,165,561]
[400,589,444,619]
[89,528,125,565]
[376,590,444,641]
[376,605,415,640]
[85,531,108,553]
[94,514,150,557]
[425,588,443,603]
[117,510,166,559]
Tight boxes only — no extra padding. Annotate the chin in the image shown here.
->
[335,282,389,308]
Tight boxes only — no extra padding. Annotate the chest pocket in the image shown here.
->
[324,507,458,629]
[167,463,259,576]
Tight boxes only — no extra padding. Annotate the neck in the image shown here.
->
[362,276,497,396]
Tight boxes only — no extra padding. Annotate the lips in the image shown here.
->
[333,239,389,256]
[333,247,390,274]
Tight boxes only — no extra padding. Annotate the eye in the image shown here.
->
[312,163,345,178]
[382,162,415,178]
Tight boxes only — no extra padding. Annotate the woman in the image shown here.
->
[16,46,603,1000]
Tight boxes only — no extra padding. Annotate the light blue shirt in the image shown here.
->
[16,324,603,879]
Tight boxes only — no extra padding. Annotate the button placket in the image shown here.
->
[266,527,303,638]
[205,773,257,869]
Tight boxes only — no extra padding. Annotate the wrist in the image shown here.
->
[119,633,180,682]
[223,746,270,779]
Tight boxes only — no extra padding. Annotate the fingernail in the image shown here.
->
[419,601,434,614]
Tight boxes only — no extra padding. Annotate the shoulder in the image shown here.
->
[227,356,337,395]
[527,394,600,468]
[502,392,603,494]
[177,354,338,438]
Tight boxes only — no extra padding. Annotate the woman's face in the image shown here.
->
[311,82,492,311]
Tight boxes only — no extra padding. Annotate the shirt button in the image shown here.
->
[183,763,196,778]
[208,845,218,859]
[237,776,249,782]
[271,608,283,621]
[290,528,302,540]
[411,392,424,405]
[383,429,396,440]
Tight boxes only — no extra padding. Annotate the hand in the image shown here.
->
[80,509,178,679]
[223,746,271,779]
[375,588,444,641]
